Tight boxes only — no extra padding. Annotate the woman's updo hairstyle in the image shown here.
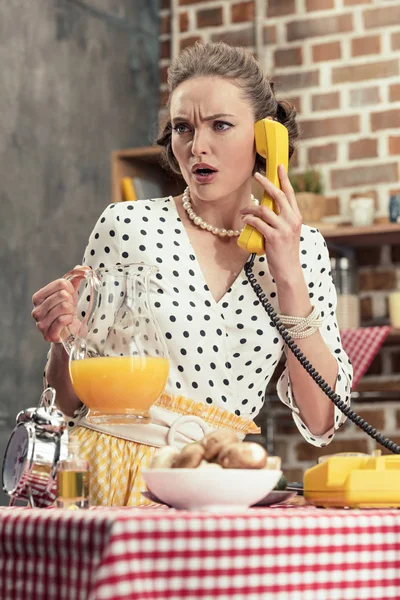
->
[156,41,299,176]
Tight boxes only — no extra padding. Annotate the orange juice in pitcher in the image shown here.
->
[70,356,169,422]
[60,264,170,425]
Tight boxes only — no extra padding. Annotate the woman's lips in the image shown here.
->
[192,170,218,184]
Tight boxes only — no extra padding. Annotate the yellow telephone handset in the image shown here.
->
[237,118,289,255]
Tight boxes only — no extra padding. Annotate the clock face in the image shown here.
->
[2,425,30,493]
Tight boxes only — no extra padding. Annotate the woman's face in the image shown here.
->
[170,76,256,200]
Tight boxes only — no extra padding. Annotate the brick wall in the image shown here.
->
[159,0,400,218]
[159,0,400,476]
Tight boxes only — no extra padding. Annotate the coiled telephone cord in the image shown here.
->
[244,254,400,454]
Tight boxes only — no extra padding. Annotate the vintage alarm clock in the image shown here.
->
[2,387,69,507]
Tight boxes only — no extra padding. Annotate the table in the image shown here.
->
[1,505,400,600]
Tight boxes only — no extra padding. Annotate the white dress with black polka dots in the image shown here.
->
[73,196,352,447]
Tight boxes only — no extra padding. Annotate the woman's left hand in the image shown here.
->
[240,165,303,285]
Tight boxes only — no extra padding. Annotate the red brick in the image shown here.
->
[389,137,400,156]
[231,1,254,23]
[355,246,381,267]
[286,96,302,115]
[296,439,369,462]
[161,0,170,8]
[160,39,171,60]
[389,84,400,103]
[392,32,400,51]
[287,14,353,42]
[275,47,303,68]
[352,409,385,430]
[276,70,319,92]
[197,7,223,28]
[180,36,202,51]
[371,109,400,132]
[331,163,398,189]
[211,27,253,47]
[306,0,334,9]
[308,143,337,165]
[378,437,400,456]
[349,86,380,107]
[312,41,341,62]
[180,12,189,32]
[364,5,400,29]
[351,35,381,57]
[300,115,359,140]
[263,25,277,45]
[160,14,170,35]
[275,415,299,435]
[312,91,340,111]
[332,59,399,84]
[268,0,295,17]
[349,138,378,160]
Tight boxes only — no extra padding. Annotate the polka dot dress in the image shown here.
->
[75,196,352,447]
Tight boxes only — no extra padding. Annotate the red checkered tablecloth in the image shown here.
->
[1,505,400,600]
[340,326,391,389]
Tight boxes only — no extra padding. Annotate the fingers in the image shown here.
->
[32,279,79,343]
[277,165,302,219]
[254,166,301,220]
[32,278,76,309]
[241,203,280,229]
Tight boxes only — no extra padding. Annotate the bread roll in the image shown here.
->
[172,443,205,468]
[217,442,267,469]
[201,429,239,461]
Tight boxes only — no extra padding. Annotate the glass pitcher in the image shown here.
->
[60,264,169,426]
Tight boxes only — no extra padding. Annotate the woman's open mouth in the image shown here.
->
[192,167,218,184]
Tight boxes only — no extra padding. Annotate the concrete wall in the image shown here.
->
[0,0,160,504]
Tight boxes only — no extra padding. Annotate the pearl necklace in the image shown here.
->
[181,186,259,238]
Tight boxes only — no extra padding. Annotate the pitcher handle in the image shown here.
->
[59,265,92,355]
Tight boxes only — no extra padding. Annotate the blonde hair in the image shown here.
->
[156,41,298,176]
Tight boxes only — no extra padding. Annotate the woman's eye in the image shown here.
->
[173,123,190,134]
[214,121,232,131]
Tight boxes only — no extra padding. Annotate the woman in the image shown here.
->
[31,42,352,506]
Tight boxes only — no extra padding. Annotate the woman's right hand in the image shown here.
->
[31,268,84,343]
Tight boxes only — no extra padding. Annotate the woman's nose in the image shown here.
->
[191,129,210,156]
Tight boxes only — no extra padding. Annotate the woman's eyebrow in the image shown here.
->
[171,113,235,124]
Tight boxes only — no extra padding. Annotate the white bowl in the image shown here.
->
[142,467,282,513]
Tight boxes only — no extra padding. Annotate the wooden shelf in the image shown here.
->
[319,223,400,247]
[111,146,184,204]
[356,375,400,393]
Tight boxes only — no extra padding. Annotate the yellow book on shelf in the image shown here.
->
[121,177,137,201]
